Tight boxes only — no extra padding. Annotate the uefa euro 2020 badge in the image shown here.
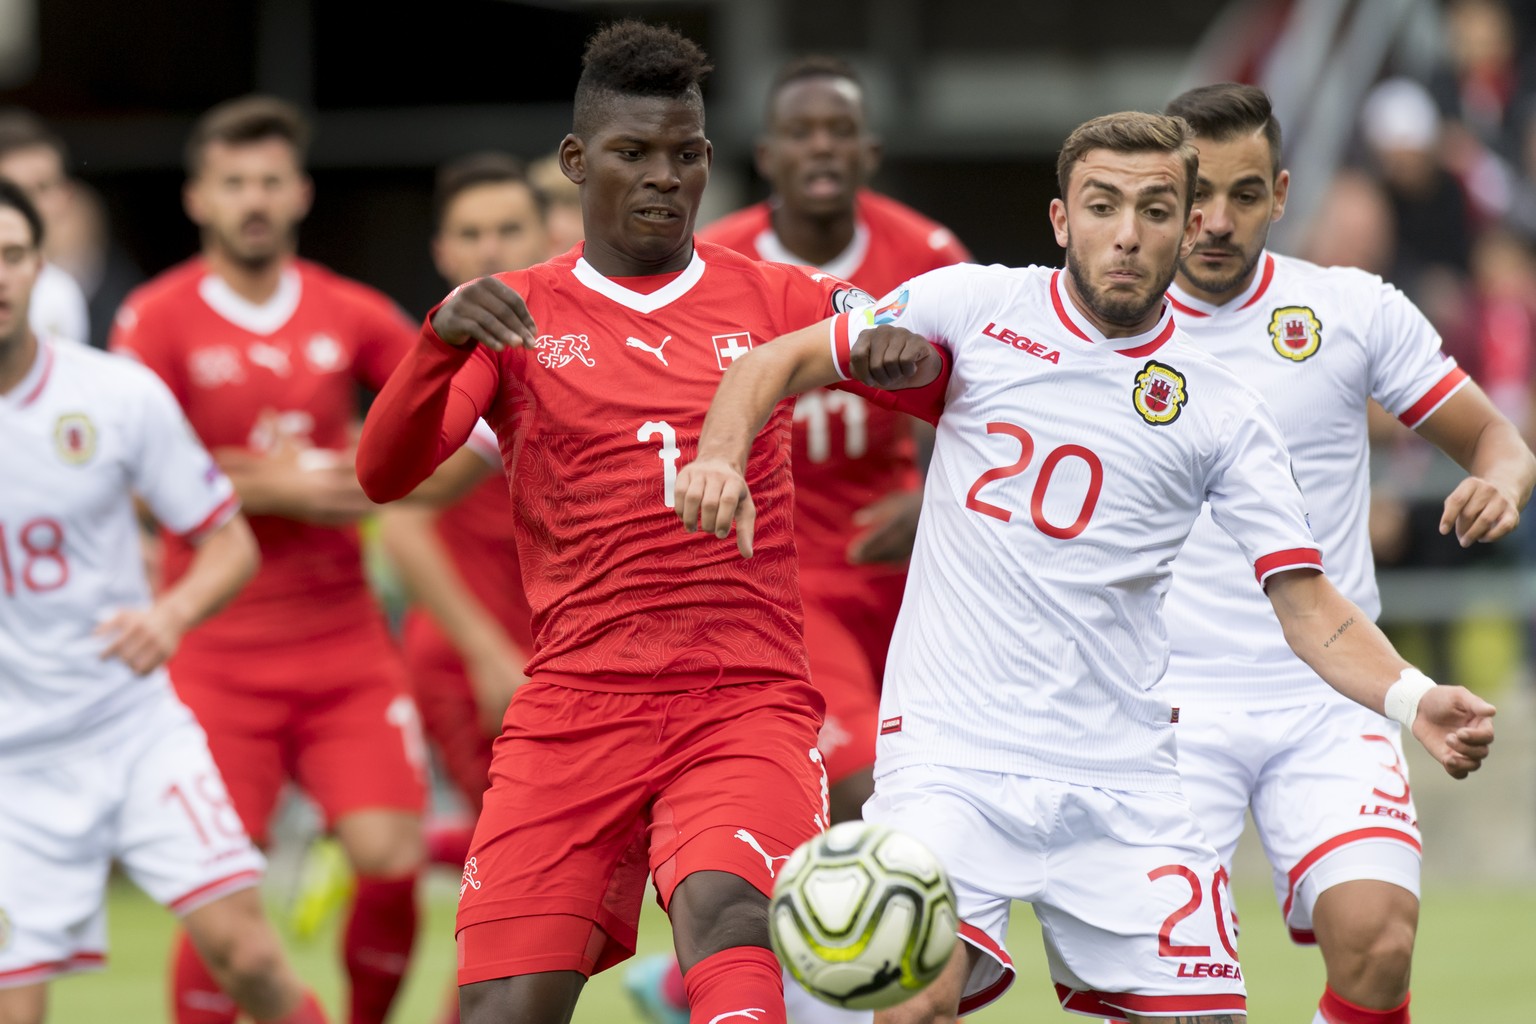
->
[1268,306,1322,362]
[1132,360,1188,426]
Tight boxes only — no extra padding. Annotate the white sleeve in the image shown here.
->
[826,266,971,380]
[127,367,238,538]
[1204,394,1324,586]
[466,418,501,467]
[1365,277,1469,428]
[29,263,91,346]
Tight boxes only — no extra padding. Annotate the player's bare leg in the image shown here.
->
[1310,880,1417,1015]
[181,888,320,1021]
[0,982,46,1024]
[459,971,585,1024]
[666,870,794,1023]
[872,940,973,1024]
[332,809,424,1024]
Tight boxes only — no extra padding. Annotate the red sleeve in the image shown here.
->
[351,290,420,392]
[109,301,189,405]
[356,314,499,502]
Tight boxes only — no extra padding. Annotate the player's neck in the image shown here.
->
[0,330,39,396]
[770,205,857,266]
[580,237,694,278]
[202,248,293,304]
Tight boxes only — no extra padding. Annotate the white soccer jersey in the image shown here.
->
[828,265,1321,791]
[0,340,238,767]
[30,262,90,346]
[1159,252,1466,710]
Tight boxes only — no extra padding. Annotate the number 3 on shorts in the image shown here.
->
[1148,863,1240,960]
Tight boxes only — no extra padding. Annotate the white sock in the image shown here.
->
[783,969,874,1024]
[1312,1013,1328,1024]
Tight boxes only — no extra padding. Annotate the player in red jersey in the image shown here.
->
[109,97,425,1024]
[353,22,906,1024]
[378,153,546,868]
[700,57,972,828]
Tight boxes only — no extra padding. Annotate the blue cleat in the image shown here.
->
[623,953,689,1024]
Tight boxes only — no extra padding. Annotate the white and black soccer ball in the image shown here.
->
[769,820,959,1010]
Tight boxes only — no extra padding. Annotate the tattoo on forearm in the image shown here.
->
[1323,616,1355,649]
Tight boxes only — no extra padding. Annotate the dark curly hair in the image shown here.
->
[1165,83,1282,175]
[572,20,713,137]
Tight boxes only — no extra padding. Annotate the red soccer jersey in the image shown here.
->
[431,471,534,651]
[357,242,866,688]
[699,189,972,568]
[110,257,416,654]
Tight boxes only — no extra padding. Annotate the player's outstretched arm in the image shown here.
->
[1265,569,1496,778]
[677,320,942,557]
[1415,381,1536,546]
[97,514,259,675]
[357,281,526,502]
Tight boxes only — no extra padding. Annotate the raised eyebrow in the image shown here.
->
[1079,177,1124,198]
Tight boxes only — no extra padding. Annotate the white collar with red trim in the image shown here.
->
[752,219,870,282]
[2,337,54,408]
[1166,251,1276,318]
[1049,268,1177,358]
[571,249,707,314]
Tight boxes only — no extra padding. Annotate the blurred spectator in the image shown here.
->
[1301,168,1397,276]
[1360,76,1476,290]
[0,108,90,344]
[1431,0,1528,160]
[45,180,144,351]
[528,150,583,257]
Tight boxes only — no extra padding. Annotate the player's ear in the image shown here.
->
[1049,197,1069,248]
[1181,207,1203,260]
[182,178,205,227]
[559,134,585,186]
[295,173,315,222]
[862,135,883,179]
[1272,168,1290,223]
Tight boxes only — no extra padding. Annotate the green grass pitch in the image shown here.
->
[48,874,1534,1022]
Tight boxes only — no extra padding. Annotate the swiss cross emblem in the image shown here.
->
[711,332,754,370]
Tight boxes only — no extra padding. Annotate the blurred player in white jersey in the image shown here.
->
[1156,83,1536,1024]
[0,180,328,1023]
[677,112,1497,1024]
[0,110,91,345]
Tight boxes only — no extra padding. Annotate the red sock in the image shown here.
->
[1319,984,1410,1024]
[683,946,785,1024]
[426,822,475,868]
[171,930,238,1024]
[266,991,329,1024]
[662,958,688,1010]
[343,875,419,1024]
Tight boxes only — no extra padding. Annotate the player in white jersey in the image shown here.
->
[676,112,1497,1024]
[0,181,329,1024]
[1155,84,1536,1024]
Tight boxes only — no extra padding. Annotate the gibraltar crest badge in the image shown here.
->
[1132,361,1188,426]
[1268,306,1322,362]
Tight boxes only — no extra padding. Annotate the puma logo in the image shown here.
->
[733,829,790,879]
[625,335,672,366]
[707,1009,765,1024]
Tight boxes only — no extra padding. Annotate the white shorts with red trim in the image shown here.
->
[1172,700,1422,943]
[865,764,1245,1020]
[0,692,265,987]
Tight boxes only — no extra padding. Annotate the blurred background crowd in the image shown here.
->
[2,0,1532,831]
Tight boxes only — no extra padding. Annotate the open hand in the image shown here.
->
[675,457,756,558]
[1412,684,1496,778]
[1440,476,1521,546]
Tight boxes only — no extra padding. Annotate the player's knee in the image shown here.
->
[0,988,46,1024]
[874,985,960,1024]
[670,872,771,967]
[1336,916,1415,1000]
[335,811,426,877]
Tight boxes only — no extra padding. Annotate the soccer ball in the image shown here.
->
[769,820,959,1010]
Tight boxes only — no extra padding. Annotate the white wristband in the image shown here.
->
[1383,668,1436,729]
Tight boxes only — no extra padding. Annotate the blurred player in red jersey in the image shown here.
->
[378,153,546,868]
[700,56,972,824]
[0,181,328,1024]
[353,21,934,1024]
[109,97,425,1024]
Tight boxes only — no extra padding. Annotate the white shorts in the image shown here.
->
[1173,700,1422,942]
[865,764,1246,1021]
[0,693,265,988]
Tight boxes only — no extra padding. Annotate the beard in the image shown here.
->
[209,216,291,271]
[1065,235,1176,330]
[1177,241,1265,297]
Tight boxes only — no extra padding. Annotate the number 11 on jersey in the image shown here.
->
[638,420,682,509]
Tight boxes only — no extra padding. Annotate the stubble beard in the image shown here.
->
[1178,241,1264,298]
[1066,237,1175,330]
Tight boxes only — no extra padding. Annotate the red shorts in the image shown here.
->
[170,630,427,845]
[799,564,907,784]
[401,612,494,813]
[455,677,827,984]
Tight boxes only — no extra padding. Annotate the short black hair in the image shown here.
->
[0,177,45,247]
[433,152,545,233]
[572,20,713,137]
[0,108,68,166]
[764,55,865,125]
[186,95,311,177]
[1165,83,1282,174]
